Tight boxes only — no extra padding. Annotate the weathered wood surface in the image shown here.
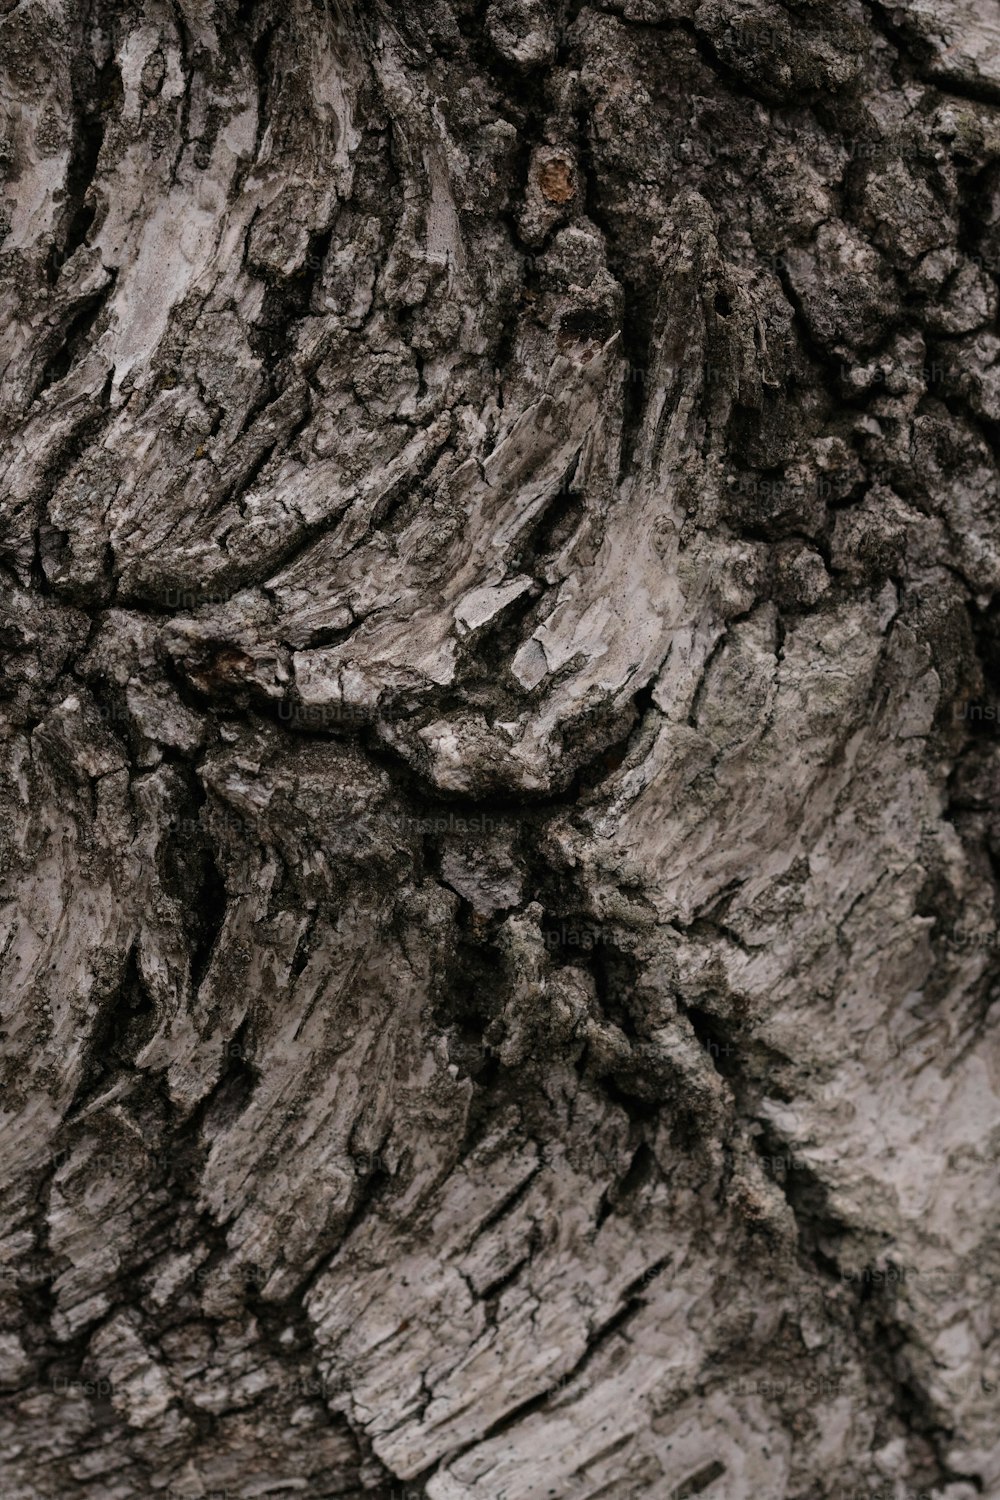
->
[1,0,999,1495]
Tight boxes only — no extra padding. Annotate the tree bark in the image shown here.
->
[2,0,999,1495]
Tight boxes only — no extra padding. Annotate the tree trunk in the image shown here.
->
[2,0,999,1495]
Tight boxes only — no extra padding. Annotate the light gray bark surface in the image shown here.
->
[1,0,999,1495]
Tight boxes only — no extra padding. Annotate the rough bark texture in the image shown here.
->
[2,0,1000,1496]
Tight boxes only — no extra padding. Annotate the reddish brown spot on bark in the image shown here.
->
[538,157,574,203]
[208,647,256,682]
